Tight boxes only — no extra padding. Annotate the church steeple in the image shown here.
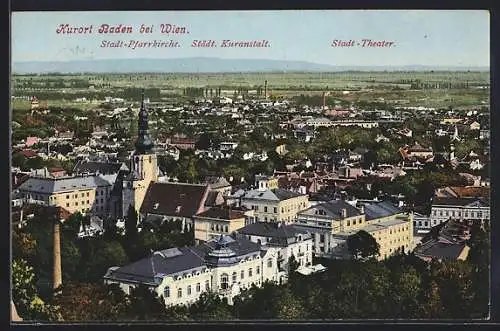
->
[134,91,153,154]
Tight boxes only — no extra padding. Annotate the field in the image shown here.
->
[11,71,490,109]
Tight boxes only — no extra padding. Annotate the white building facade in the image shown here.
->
[104,235,280,306]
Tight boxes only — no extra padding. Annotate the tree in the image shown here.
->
[347,230,380,260]
[273,286,308,319]
[52,282,128,321]
[60,234,81,280]
[12,229,37,262]
[387,267,422,317]
[12,259,61,321]
[126,284,166,320]
[287,255,300,279]
[188,292,234,320]
[84,240,129,282]
[125,205,138,240]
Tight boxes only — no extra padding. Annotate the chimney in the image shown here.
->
[19,208,23,225]
[341,208,347,218]
[53,219,62,292]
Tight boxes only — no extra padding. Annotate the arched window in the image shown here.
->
[177,288,182,298]
[220,274,229,289]
[187,285,192,295]
[232,272,237,283]
[196,283,201,292]
[224,225,228,233]
[164,286,170,298]
[249,268,253,277]
[216,224,220,231]
[205,280,210,291]
[240,270,245,279]
[267,258,273,268]
[256,266,260,274]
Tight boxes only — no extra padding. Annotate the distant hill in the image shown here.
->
[11,57,490,74]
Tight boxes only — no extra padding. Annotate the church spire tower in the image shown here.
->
[122,92,159,219]
[135,91,153,154]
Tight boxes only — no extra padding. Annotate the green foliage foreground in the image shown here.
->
[12,208,489,321]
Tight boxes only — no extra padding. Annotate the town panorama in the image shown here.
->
[11,70,490,321]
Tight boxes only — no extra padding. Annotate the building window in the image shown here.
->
[264,206,268,212]
[187,285,192,295]
[196,283,201,292]
[224,225,228,233]
[240,270,245,279]
[425,221,428,227]
[66,203,69,207]
[177,288,182,298]
[81,193,84,197]
[274,207,277,213]
[216,224,220,231]
[100,199,103,204]
[232,272,237,283]
[66,195,69,199]
[75,202,78,206]
[87,200,90,204]
[256,266,260,274]
[205,280,210,291]
[353,219,357,225]
[164,286,170,298]
[249,268,253,277]
[87,192,90,197]
[267,258,273,268]
[221,274,229,290]
[347,220,350,226]
[211,224,214,230]
[281,207,284,213]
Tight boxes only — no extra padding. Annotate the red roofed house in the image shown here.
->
[25,136,41,147]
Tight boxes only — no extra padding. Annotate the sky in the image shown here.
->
[11,10,490,67]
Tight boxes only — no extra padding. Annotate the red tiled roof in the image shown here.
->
[16,150,38,158]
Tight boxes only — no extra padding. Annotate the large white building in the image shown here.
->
[104,235,280,306]
[429,197,489,228]
[235,222,314,282]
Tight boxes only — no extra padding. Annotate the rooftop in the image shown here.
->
[18,174,117,194]
[140,182,209,218]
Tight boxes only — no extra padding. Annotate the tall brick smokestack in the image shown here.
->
[264,80,267,99]
[53,219,62,291]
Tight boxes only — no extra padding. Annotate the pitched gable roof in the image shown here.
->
[140,182,209,218]
[299,199,361,220]
[196,206,246,220]
[74,160,127,175]
[432,197,489,208]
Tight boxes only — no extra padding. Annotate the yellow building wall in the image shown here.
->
[368,214,414,260]
[277,195,309,224]
[194,217,246,243]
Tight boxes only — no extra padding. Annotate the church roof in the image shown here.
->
[140,182,209,218]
